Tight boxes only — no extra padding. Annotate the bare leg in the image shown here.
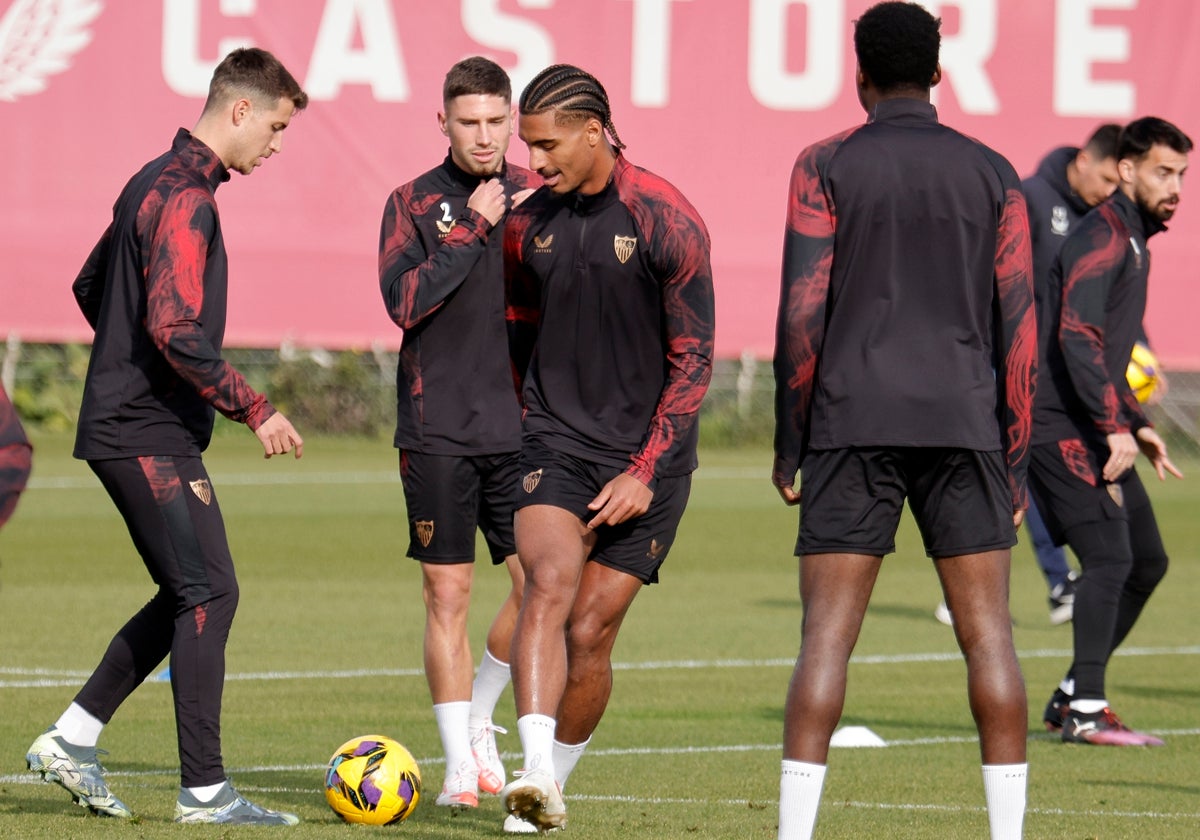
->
[510,505,594,717]
[935,550,1027,764]
[486,554,525,662]
[421,562,475,703]
[555,562,643,744]
[782,552,882,763]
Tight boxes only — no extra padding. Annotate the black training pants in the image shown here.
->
[77,455,238,787]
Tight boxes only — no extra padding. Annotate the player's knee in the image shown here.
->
[1067,524,1133,574]
[565,616,619,660]
[523,561,579,601]
[1127,552,1168,595]
[422,566,471,608]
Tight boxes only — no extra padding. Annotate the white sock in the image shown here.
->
[469,650,511,726]
[778,759,825,840]
[517,714,557,776]
[982,763,1027,840]
[552,736,590,790]
[1071,698,1107,714]
[433,701,474,780]
[53,703,104,747]
[1059,678,1075,695]
[186,781,226,803]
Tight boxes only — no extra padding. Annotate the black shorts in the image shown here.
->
[796,447,1015,558]
[515,442,692,585]
[399,450,519,564]
[1027,440,1143,545]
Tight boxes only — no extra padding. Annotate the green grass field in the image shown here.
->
[2,432,1197,839]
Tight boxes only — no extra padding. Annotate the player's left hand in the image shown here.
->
[587,473,653,529]
[1135,426,1184,480]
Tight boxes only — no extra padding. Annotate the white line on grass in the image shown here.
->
[26,471,401,490]
[3,645,1197,688]
[24,465,763,491]
[569,795,1200,822]
[6,768,1198,824]
[5,728,1200,786]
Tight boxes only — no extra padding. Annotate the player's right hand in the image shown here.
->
[467,178,508,226]
[586,473,652,528]
[256,411,304,459]
[775,481,801,506]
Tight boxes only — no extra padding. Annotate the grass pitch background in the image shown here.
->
[1,432,1197,838]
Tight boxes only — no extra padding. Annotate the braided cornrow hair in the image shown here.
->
[519,64,626,150]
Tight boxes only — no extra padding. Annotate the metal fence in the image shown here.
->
[4,337,1198,457]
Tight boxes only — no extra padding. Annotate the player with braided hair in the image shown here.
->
[517,63,627,150]
[499,63,714,832]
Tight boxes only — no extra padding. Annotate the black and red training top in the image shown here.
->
[73,129,274,460]
[504,153,715,488]
[773,98,1037,510]
[379,156,539,454]
[1033,189,1162,446]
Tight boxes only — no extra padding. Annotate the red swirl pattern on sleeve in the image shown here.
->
[772,131,849,488]
[616,160,715,484]
[995,187,1037,509]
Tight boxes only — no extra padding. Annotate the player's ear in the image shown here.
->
[231,97,253,127]
[929,63,942,88]
[586,116,603,148]
[1118,158,1136,184]
[437,110,449,136]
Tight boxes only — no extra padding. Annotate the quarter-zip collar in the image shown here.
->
[172,128,230,191]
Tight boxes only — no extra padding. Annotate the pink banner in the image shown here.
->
[2,1,1198,365]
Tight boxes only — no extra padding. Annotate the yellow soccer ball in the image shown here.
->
[325,735,421,825]
[1126,342,1160,404]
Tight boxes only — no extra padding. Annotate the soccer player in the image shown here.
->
[939,124,1122,629]
[772,4,1035,839]
[499,64,714,832]
[1031,116,1190,745]
[1020,125,1121,621]
[931,124,1118,628]
[377,56,537,817]
[0,382,32,530]
[25,48,308,824]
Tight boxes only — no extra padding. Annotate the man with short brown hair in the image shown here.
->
[26,47,308,825]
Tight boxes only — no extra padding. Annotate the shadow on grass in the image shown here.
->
[1073,777,1200,797]
[1117,683,1200,702]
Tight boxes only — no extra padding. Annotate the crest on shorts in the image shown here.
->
[1106,483,1124,507]
[646,538,666,561]
[414,519,435,548]
[188,479,212,506]
[613,235,636,264]
[522,468,544,494]
[436,219,456,236]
